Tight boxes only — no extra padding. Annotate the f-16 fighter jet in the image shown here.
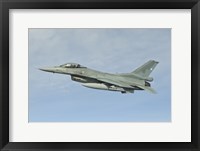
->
[39,60,158,94]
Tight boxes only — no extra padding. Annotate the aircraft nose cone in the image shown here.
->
[39,67,56,73]
[39,68,47,71]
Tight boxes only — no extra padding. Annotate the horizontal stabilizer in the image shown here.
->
[136,85,157,94]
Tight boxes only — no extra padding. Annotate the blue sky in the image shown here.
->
[28,28,171,122]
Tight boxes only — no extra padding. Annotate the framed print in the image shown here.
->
[0,0,200,151]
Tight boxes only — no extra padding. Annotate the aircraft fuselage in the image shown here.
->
[39,61,158,94]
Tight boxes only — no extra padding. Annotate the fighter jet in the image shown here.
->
[39,60,158,94]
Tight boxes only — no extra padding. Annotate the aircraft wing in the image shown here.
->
[136,85,157,94]
[97,78,133,89]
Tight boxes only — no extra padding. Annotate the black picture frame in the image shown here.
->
[0,0,199,151]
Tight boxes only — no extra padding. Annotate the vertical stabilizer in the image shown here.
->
[132,60,158,78]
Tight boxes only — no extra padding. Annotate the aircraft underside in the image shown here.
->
[82,83,142,93]
[71,75,142,93]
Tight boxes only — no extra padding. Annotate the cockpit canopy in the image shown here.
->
[60,63,86,68]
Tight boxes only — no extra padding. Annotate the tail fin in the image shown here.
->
[132,60,159,78]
